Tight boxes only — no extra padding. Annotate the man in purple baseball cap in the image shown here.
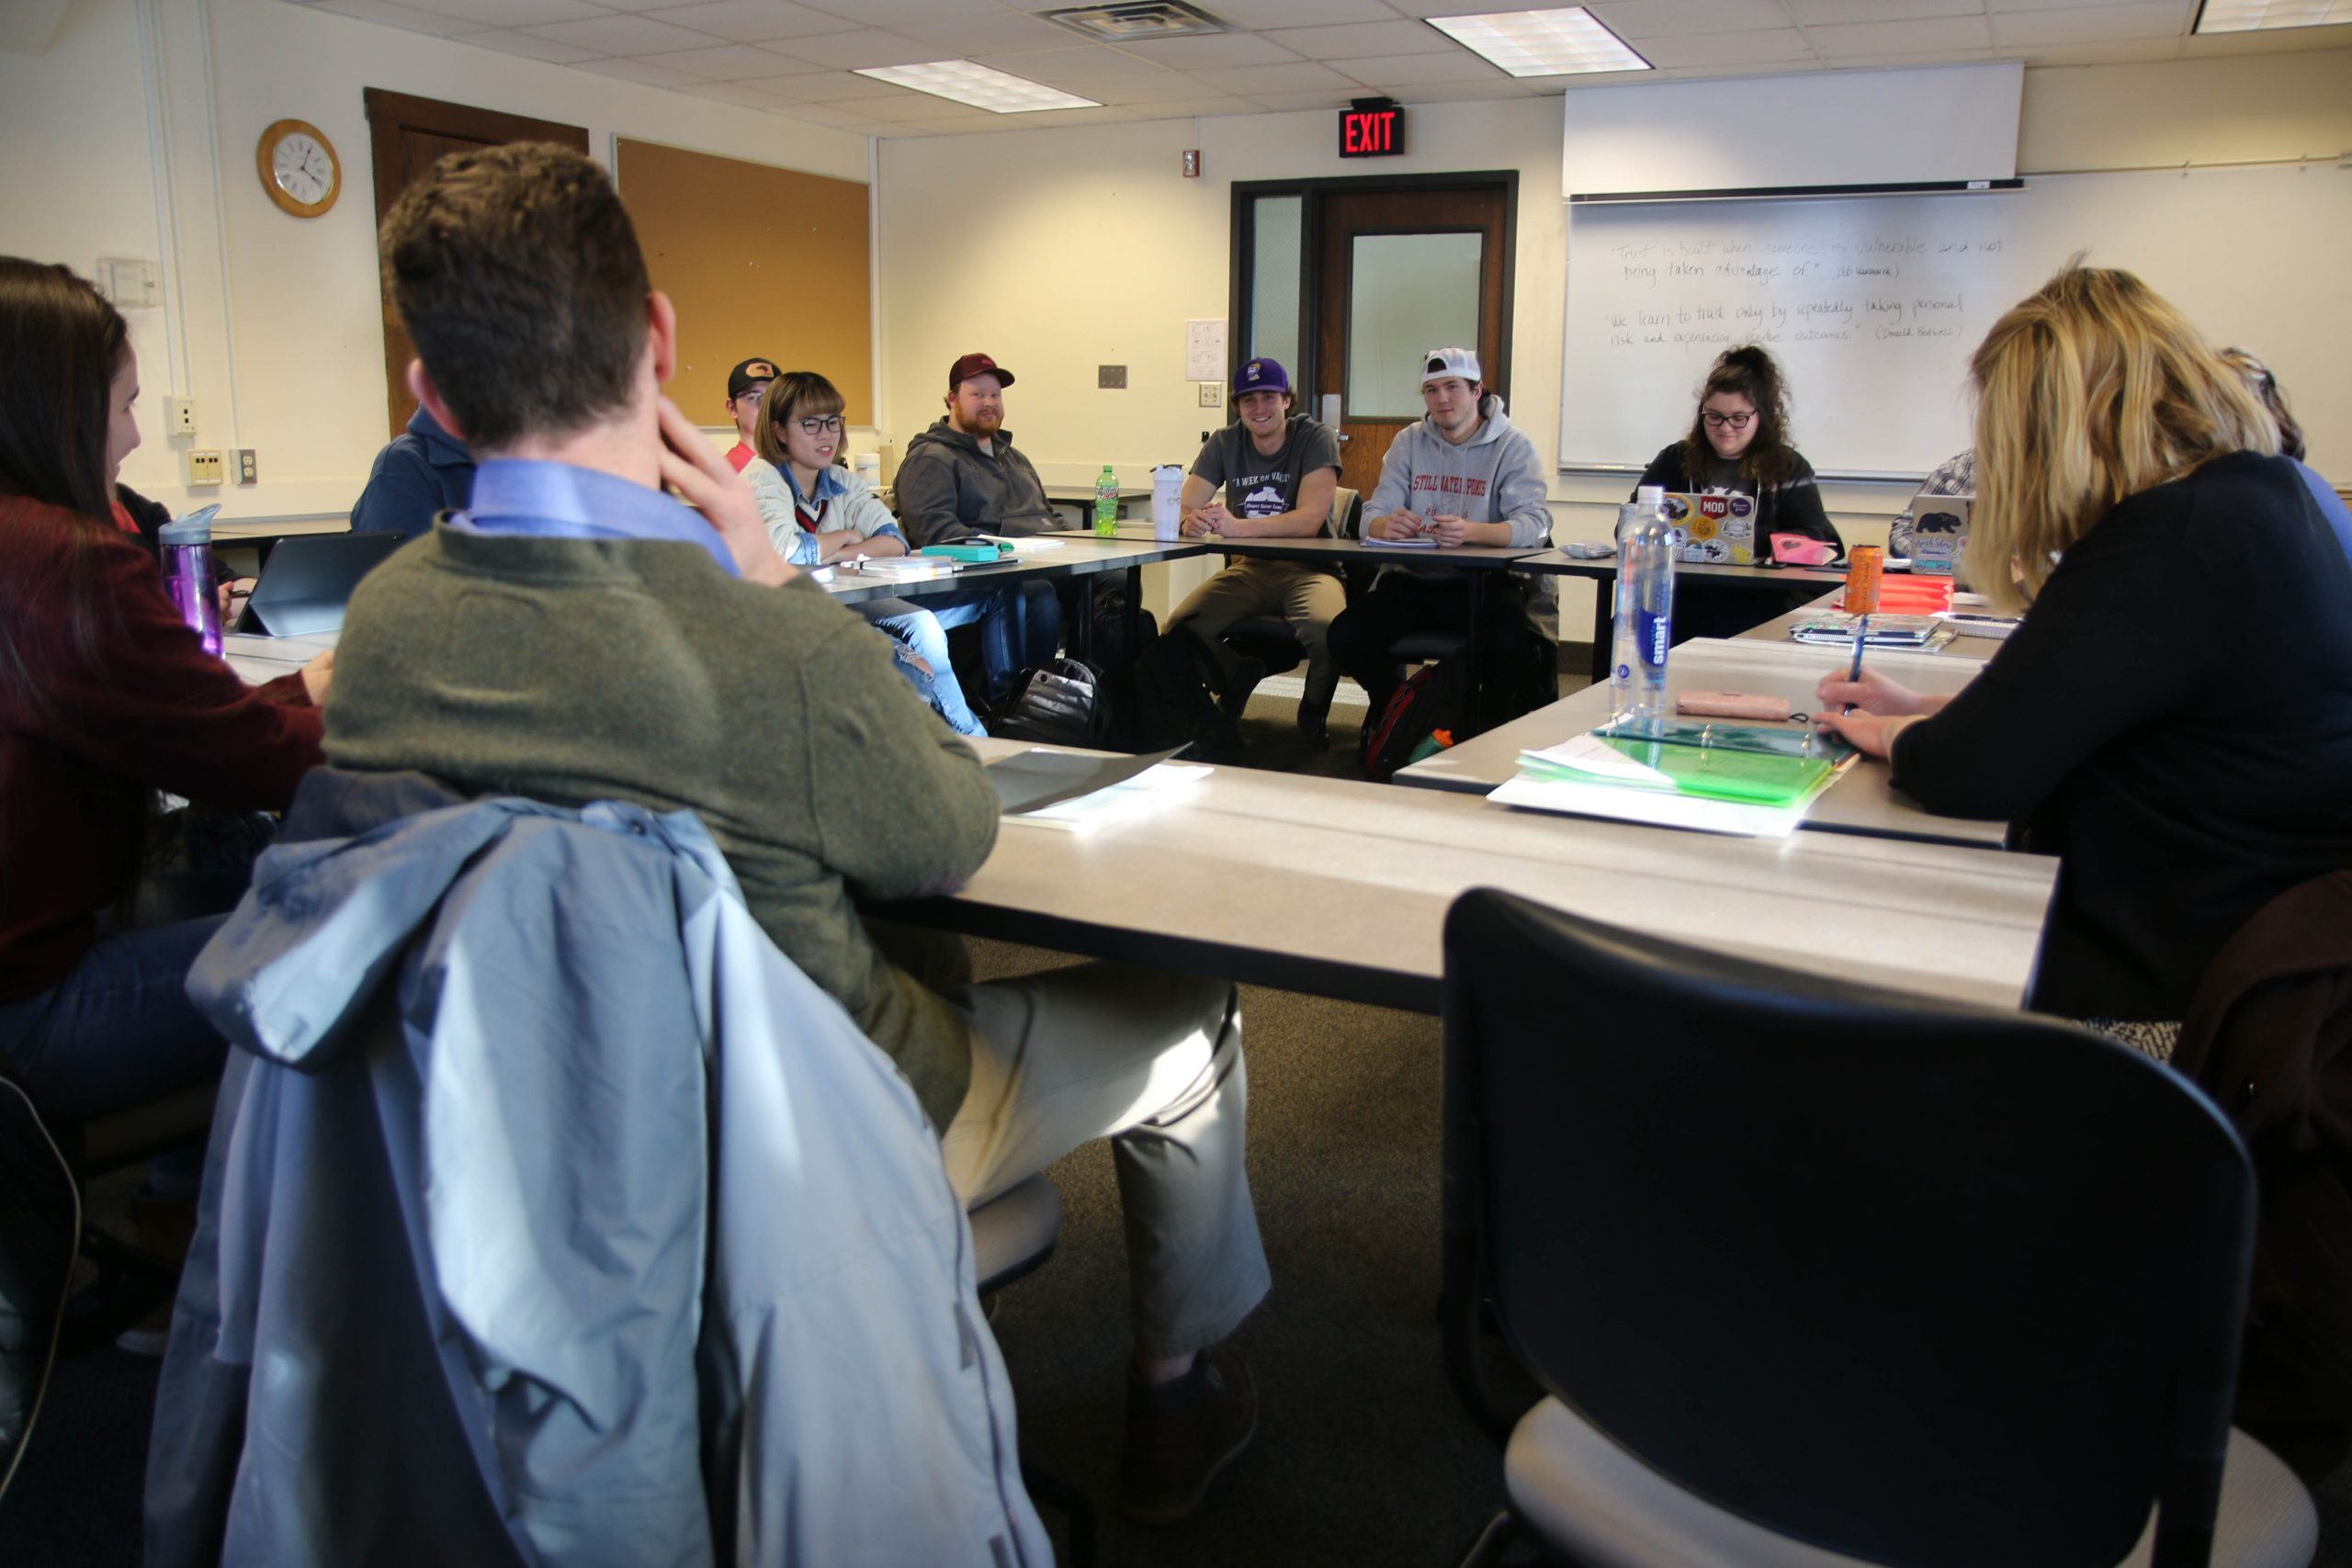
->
[1161,355,1346,742]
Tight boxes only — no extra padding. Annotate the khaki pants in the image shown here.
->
[939,962,1271,1359]
[1167,558,1347,703]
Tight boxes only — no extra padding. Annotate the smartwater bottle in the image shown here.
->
[1093,465,1120,537]
[1609,485,1675,732]
[157,514,223,659]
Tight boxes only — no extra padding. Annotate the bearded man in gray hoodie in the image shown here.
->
[1329,346,1555,731]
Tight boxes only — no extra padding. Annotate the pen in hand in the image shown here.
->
[1840,546,1884,714]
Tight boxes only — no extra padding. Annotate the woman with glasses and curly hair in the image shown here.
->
[0,257,327,1128]
[1634,343,1844,565]
[1816,265,2352,1049]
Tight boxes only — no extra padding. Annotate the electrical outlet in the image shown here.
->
[166,397,197,437]
[235,449,258,485]
[188,450,223,486]
[1199,382,1222,408]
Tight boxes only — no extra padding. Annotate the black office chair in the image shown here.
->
[1440,889,2317,1568]
[1218,486,1362,727]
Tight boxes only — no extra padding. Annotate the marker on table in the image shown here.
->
[1842,545,1884,714]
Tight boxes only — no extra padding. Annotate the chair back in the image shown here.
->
[1441,889,2257,1568]
[1329,486,1361,539]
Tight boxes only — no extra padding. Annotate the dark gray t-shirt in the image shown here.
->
[1189,414,1341,522]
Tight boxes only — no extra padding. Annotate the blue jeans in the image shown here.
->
[925,583,1063,707]
[0,916,231,1130]
[860,600,986,737]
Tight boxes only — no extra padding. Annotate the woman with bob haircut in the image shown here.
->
[1818,264,2352,1046]
[742,368,985,736]
[0,257,329,1125]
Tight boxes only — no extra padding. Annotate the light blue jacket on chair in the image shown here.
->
[146,774,1046,1568]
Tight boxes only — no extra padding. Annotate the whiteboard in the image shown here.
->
[1559,164,2352,482]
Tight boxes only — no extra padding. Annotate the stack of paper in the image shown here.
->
[852,558,964,581]
[987,747,1210,835]
[1488,730,1852,838]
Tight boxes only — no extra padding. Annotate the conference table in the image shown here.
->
[819,535,1198,661]
[1393,636,2007,850]
[1514,548,1855,683]
[876,736,2056,1016]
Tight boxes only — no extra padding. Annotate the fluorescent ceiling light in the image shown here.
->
[854,60,1102,113]
[1426,6,1650,76]
[2192,0,2351,30]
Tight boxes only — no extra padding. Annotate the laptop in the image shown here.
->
[234,531,407,636]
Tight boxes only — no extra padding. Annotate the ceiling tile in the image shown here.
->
[522,13,725,53]
[883,12,1072,54]
[2178,28,2352,52]
[459,26,607,59]
[767,27,943,67]
[1805,13,1994,51]
[1987,0,2173,10]
[2007,34,2184,57]
[1811,46,1998,64]
[1259,19,1458,57]
[867,89,987,117]
[635,41,825,76]
[963,44,1163,85]
[1586,0,1805,39]
[795,0,1006,22]
[1215,58,1363,88]
[1990,0,2190,43]
[1334,48,1512,82]
[1084,69,1230,101]
[770,99,876,122]
[1783,0,1982,20]
[1404,74,1565,96]
[1240,85,1379,107]
[401,0,608,27]
[777,69,939,99]
[574,54,708,81]
[679,80,798,105]
[1114,31,1306,66]
[308,0,490,37]
[1011,103,1145,121]
[634,0,860,41]
[899,111,1015,131]
[1634,24,1815,61]
[1192,0,1399,25]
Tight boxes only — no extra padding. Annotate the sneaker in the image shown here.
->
[1295,683,1334,751]
[1121,1343,1258,1524]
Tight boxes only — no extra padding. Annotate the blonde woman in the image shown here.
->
[1817,265,2352,1047]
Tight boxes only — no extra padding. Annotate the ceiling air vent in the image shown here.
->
[1044,2,1228,42]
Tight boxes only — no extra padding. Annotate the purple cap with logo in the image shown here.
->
[1233,356,1289,395]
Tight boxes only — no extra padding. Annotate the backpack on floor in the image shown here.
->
[1125,625,1245,762]
[992,658,1106,747]
[1361,657,1470,783]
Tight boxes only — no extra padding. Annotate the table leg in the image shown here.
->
[1464,572,1486,728]
[1125,564,1142,653]
[1069,576,1095,664]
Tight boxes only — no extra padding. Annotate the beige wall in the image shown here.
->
[877,50,2352,633]
[0,0,868,522]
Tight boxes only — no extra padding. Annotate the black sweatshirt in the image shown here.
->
[1892,452,2352,1021]
[1632,442,1843,562]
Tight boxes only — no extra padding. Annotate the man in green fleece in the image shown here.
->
[327,142,1268,1525]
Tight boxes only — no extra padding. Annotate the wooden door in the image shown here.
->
[1313,186,1511,510]
[363,89,589,437]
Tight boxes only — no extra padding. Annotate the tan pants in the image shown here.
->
[1167,557,1347,702]
[939,962,1271,1359]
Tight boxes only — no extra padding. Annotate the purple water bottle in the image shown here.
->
[157,513,223,658]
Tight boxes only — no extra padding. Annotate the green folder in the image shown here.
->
[1523,730,1845,807]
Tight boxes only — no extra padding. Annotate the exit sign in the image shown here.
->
[1339,102,1403,158]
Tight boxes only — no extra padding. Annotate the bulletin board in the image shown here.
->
[616,138,873,427]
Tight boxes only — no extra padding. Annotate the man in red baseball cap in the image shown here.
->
[890,352,1062,708]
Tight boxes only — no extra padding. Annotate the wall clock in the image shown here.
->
[257,118,340,219]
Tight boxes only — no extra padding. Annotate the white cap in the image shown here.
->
[1635,485,1666,507]
[1420,346,1481,386]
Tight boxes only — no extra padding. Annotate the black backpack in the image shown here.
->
[1360,657,1470,783]
[992,658,1106,747]
[1125,625,1245,762]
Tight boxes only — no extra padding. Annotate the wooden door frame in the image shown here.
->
[1227,171,1521,408]
[362,89,589,438]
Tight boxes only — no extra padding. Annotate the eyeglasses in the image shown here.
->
[735,386,766,406]
[1702,410,1754,431]
[795,415,846,436]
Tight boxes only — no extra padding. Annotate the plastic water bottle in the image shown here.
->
[157,514,223,658]
[1093,465,1119,537]
[1610,485,1675,732]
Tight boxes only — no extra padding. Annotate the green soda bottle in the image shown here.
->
[1093,466,1119,537]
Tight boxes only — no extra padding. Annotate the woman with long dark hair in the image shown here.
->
[1634,344,1843,565]
[0,258,326,1127]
